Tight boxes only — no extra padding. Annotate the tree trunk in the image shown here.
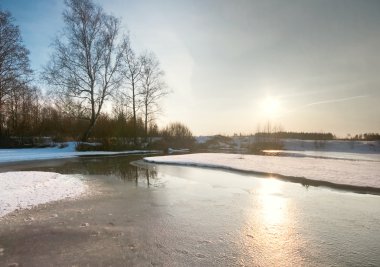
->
[144,102,148,142]
[132,81,137,146]
[0,99,3,138]
[81,117,96,142]
[82,99,96,142]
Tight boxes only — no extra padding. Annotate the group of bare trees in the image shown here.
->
[43,0,167,142]
[0,0,169,145]
[119,40,167,144]
[0,10,38,140]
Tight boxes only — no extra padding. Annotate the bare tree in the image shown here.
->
[42,0,124,141]
[120,36,142,145]
[140,52,168,141]
[0,10,32,136]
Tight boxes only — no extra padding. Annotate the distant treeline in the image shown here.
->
[255,131,380,141]
[255,131,335,140]
[350,133,380,141]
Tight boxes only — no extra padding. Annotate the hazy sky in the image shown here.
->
[1,0,380,136]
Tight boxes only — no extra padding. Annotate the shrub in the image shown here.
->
[161,122,195,149]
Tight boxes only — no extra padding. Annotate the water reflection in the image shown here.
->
[242,178,305,266]
[259,179,288,226]
[21,155,158,187]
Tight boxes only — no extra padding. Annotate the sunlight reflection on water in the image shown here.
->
[240,178,306,266]
[259,179,287,226]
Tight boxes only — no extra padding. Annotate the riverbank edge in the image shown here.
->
[143,158,380,195]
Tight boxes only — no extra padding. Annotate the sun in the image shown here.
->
[262,96,280,116]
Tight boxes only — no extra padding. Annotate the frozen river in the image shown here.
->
[0,155,379,266]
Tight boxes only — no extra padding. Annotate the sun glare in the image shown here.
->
[262,96,281,117]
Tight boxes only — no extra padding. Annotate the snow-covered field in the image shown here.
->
[0,142,156,164]
[144,153,380,189]
[0,171,87,218]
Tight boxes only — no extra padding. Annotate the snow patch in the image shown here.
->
[0,171,87,218]
[144,153,380,189]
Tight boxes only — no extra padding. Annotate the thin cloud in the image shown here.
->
[287,95,369,113]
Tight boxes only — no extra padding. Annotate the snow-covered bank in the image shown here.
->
[0,171,87,218]
[144,153,380,190]
[263,150,380,162]
[282,139,379,153]
[0,142,157,164]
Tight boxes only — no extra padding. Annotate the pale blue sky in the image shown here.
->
[1,0,380,136]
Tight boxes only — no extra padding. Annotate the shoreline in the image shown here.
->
[0,143,160,165]
[0,152,159,170]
